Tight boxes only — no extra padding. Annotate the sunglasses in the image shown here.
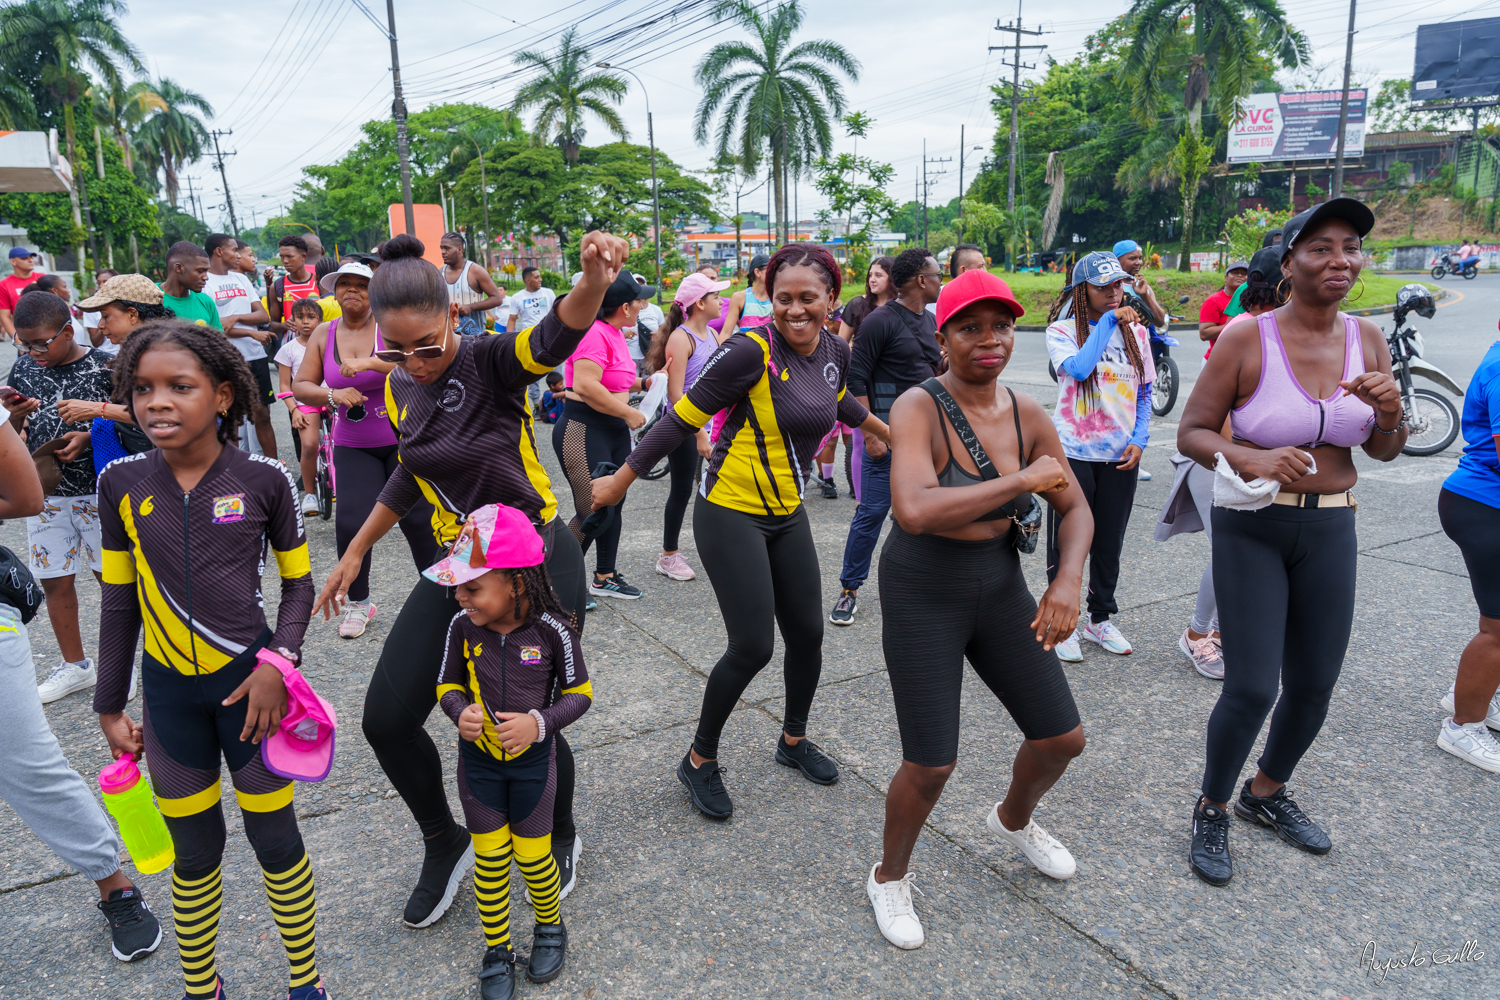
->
[17,320,72,355]
[372,319,451,364]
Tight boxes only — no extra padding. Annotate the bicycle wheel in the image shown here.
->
[315,446,335,520]
[638,456,671,481]
[1402,387,1460,457]
[1152,355,1179,417]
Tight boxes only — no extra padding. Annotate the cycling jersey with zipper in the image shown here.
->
[94,446,313,714]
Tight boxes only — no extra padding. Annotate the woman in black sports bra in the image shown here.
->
[864,269,1096,952]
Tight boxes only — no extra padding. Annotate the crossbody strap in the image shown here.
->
[1007,387,1027,469]
[920,378,997,481]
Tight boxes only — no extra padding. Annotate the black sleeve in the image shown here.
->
[847,310,888,398]
[472,302,590,396]
[625,335,765,476]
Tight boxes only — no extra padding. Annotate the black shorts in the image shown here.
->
[457,737,556,840]
[248,356,274,408]
[1440,488,1500,619]
[878,526,1081,767]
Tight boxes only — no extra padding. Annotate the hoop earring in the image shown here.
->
[1277,277,1291,302]
[1344,275,1366,304]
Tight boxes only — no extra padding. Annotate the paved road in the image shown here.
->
[1,292,1497,998]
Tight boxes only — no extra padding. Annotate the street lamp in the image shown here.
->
[597,62,661,303]
[447,128,491,269]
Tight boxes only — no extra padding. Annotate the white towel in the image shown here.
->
[1212,450,1316,510]
[633,371,669,431]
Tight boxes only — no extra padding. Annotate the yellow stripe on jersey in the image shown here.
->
[411,472,467,548]
[272,544,311,579]
[466,660,534,761]
[119,494,234,675]
[437,683,467,701]
[235,783,294,813]
[517,406,559,524]
[512,325,556,375]
[703,331,801,516]
[157,781,222,818]
[384,379,400,433]
[102,547,137,585]
[561,678,593,701]
[673,395,714,428]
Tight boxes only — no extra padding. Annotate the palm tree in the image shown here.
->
[93,78,166,175]
[694,1,859,245]
[511,27,628,164]
[133,77,214,208]
[1122,0,1307,269]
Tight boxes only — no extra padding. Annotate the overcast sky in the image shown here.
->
[115,0,1487,232]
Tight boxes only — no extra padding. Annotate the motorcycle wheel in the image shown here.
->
[1152,355,1179,417]
[1431,266,1446,280]
[1463,265,1479,280]
[1402,387,1460,457]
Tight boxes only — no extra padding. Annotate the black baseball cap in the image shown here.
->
[1262,228,1283,247]
[1281,198,1375,251]
[601,271,654,311]
[1247,245,1285,283]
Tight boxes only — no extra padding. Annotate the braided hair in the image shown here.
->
[764,243,842,300]
[110,319,259,445]
[1070,283,1146,405]
[503,562,570,626]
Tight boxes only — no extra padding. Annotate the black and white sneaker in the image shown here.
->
[98,885,162,961]
[589,573,642,600]
[774,734,840,785]
[403,828,475,928]
[1234,781,1332,855]
[554,832,582,900]
[1189,800,1233,886]
[819,476,839,499]
[676,751,733,819]
[829,589,857,626]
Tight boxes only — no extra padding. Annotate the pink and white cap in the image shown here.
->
[422,503,545,588]
[673,272,731,309]
[258,648,337,783]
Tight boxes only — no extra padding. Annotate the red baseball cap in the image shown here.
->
[935,269,1026,330]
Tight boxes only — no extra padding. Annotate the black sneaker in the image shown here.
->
[98,885,162,961]
[553,832,581,901]
[1234,781,1332,855]
[479,944,517,1000]
[403,827,475,928]
[526,920,568,983]
[1189,800,1233,886]
[820,476,839,499]
[774,734,840,785]
[590,573,643,600]
[676,751,733,819]
[829,589,857,626]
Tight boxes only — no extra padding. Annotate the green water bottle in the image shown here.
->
[98,757,175,874]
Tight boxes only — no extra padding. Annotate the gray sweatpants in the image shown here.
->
[1186,464,1219,634]
[0,602,121,881]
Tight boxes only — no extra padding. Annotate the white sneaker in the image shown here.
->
[1438,717,1500,774]
[38,659,96,704]
[339,601,376,639]
[1054,629,1083,663]
[301,491,320,516]
[1440,685,1500,731]
[1082,619,1133,655]
[866,863,924,949]
[986,806,1076,879]
[1179,629,1224,680]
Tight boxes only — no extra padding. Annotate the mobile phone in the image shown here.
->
[0,386,25,404]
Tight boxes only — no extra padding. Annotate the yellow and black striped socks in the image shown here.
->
[262,852,319,989]
[474,839,515,949]
[173,866,223,998]
[514,834,561,926]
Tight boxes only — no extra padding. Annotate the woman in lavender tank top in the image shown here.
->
[1176,198,1406,887]
[641,272,730,581]
[293,262,440,637]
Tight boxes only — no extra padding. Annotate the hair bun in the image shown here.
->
[380,232,426,262]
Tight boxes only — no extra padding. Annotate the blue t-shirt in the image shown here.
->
[1444,339,1500,509]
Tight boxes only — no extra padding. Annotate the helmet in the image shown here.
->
[1394,283,1436,322]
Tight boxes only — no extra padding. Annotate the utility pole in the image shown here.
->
[209,130,240,237]
[990,2,1047,211]
[381,0,415,234]
[958,125,965,240]
[184,176,202,227]
[1331,0,1358,197]
[921,142,951,249]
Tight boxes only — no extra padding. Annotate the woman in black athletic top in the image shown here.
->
[591,244,890,821]
[313,230,630,930]
[864,269,1093,952]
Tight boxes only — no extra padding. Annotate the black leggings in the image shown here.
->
[334,443,441,602]
[663,437,701,552]
[553,401,632,576]
[362,520,588,842]
[1046,457,1138,623]
[879,526,1080,767]
[1202,504,1356,804]
[691,496,823,759]
[1439,488,1500,618]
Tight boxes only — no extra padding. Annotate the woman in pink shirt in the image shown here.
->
[552,272,656,600]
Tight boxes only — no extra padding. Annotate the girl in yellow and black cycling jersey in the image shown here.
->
[591,244,890,822]
[94,320,326,1000]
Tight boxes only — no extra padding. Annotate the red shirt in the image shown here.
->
[0,271,42,312]
[1199,288,1232,359]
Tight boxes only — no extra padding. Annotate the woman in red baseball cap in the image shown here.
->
[864,268,1094,951]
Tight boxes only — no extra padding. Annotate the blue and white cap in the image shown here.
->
[1071,251,1128,287]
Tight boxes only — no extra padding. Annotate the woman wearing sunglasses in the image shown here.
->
[293,260,441,639]
[311,230,630,932]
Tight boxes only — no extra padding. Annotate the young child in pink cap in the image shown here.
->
[428,503,592,999]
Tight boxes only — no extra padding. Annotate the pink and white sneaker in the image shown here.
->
[339,601,376,638]
[655,552,696,581]
[1179,629,1224,679]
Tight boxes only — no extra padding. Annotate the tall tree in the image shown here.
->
[694,1,859,245]
[92,78,166,176]
[132,77,214,208]
[1123,0,1307,269]
[511,27,628,164]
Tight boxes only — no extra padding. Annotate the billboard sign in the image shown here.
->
[1414,18,1500,100]
[1226,90,1366,164]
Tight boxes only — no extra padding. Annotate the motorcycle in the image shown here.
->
[1431,252,1478,281]
[1387,285,1462,456]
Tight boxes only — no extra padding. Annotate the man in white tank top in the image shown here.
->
[439,233,506,337]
